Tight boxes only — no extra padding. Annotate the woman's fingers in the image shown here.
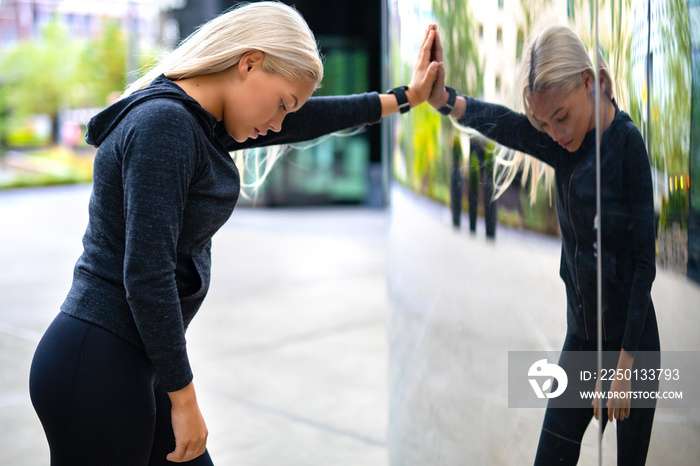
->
[431,26,444,63]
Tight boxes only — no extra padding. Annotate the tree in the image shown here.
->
[0,20,82,144]
[0,81,9,156]
[431,0,483,98]
[78,19,129,107]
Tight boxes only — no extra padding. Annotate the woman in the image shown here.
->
[28,3,440,464]
[428,25,659,465]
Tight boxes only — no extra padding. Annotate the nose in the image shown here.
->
[550,125,565,145]
[268,114,285,133]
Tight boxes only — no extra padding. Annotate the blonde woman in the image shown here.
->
[28,3,440,464]
[429,25,659,464]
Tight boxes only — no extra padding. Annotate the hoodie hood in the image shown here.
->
[85,74,218,147]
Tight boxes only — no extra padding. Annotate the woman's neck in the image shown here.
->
[172,71,231,121]
[598,96,616,133]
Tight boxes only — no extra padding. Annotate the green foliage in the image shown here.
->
[6,124,49,147]
[0,147,93,189]
[0,84,8,155]
[627,0,690,176]
[78,19,128,107]
[521,183,559,236]
[0,20,82,121]
[468,152,480,187]
[660,188,689,229]
[0,18,135,140]
[431,0,483,98]
[452,135,462,164]
[408,103,445,194]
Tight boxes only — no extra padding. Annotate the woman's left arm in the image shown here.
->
[221,26,440,151]
[620,126,657,355]
[217,92,383,150]
[602,126,656,423]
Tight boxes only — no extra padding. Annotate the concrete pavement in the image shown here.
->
[2,183,699,465]
[0,184,390,465]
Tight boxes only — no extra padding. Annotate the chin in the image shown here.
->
[564,141,581,152]
[228,131,247,143]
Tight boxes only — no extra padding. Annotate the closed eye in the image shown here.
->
[557,114,568,123]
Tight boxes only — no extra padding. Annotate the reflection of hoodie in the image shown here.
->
[62,75,383,392]
[63,75,240,391]
[458,97,656,355]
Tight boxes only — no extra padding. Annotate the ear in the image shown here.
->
[238,50,265,78]
[599,74,608,97]
[582,71,594,94]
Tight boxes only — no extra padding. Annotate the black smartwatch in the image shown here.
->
[438,86,457,116]
[388,85,411,114]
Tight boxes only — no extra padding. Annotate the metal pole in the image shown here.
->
[646,0,652,162]
[594,2,604,465]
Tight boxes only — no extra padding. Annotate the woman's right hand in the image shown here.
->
[428,28,450,110]
[167,381,208,463]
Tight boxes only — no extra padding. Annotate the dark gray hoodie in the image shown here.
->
[62,75,382,391]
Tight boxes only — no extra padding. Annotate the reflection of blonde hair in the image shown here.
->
[124,1,323,95]
[494,24,613,203]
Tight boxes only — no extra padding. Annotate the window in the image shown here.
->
[498,0,504,9]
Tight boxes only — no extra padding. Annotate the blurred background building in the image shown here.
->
[0,0,159,47]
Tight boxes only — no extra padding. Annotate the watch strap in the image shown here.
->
[438,86,457,116]
[388,85,411,114]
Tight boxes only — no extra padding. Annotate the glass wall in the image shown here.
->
[689,0,700,281]
[385,1,699,464]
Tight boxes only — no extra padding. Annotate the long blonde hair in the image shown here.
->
[125,1,323,95]
[494,24,614,204]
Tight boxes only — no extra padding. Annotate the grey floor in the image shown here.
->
[1,184,390,465]
[2,183,699,465]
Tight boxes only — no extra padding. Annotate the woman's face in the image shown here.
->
[528,73,596,153]
[222,55,317,143]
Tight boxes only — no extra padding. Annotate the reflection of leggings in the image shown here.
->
[534,309,660,465]
[29,312,214,466]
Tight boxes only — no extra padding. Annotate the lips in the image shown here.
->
[252,128,268,139]
[561,139,574,148]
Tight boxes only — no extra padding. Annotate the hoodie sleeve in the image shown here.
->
[119,101,198,392]
[219,92,382,151]
[458,96,559,166]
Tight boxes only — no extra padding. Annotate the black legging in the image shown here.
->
[29,312,214,466]
[534,309,660,465]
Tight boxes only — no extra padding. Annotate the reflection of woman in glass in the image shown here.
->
[429,24,659,464]
[28,3,439,464]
